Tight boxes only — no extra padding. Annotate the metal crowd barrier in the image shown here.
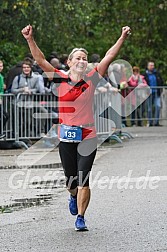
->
[15,93,58,140]
[0,87,167,148]
[0,93,58,148]
[95,91,121,142]
[0,93,16,140]
[16,92,123,142]
[94,91,133,142]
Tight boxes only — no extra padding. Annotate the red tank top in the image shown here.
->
[53,68,99,139]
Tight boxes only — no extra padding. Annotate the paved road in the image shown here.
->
[0,127,167,252]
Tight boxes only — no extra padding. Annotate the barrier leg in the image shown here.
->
[15,140,29,149]
[109,134,123,143]
[115,130,133,139]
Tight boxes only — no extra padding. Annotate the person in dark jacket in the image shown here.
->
[144,61,163,126]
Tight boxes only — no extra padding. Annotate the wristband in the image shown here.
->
[120,82,125,89]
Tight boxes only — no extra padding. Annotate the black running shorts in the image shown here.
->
[59,137,97,189]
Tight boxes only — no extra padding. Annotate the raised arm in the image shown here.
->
[21,25,55,79]
[97,26,131,77]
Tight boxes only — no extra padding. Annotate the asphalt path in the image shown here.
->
[0,127,167,252]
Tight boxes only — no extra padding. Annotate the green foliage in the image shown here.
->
[0,0,167,82]
[0,41,25,74]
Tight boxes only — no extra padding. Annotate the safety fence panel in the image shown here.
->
[15,92,114,141]
[94,91,122,136]
[15,93,58,140]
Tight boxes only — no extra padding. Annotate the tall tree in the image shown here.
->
[0,0,167,81]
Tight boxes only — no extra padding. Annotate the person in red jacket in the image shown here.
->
[21,24,131,231]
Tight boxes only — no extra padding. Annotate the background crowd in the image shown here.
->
[0,51,165,142]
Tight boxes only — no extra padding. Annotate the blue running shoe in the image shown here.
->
[69,195,78,215]
[75,215,88,231]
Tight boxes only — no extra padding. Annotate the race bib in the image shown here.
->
[60,124,82,142]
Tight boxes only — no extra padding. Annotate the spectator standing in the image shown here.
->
[11,59,39,95]
[0,60,5,93]
[0,60,8,137]
[144,61,163,126]
[5,61,23,91]
[59,54,69,71]
[128,66,148,126]
[11,59,47,137]
[109,63,129,126]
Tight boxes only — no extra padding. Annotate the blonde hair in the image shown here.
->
[68,48,88,60]
[133,66,140,73]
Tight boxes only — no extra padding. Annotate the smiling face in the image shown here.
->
[67,50,88,74]
[22,63,32,76]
